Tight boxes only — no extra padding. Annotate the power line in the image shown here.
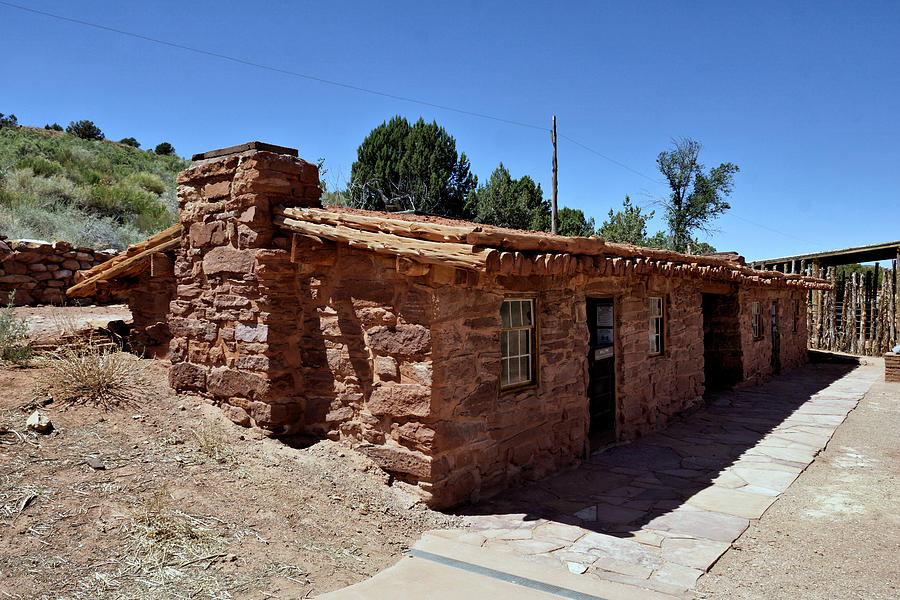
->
[0,0,548,132]
[558,133,662,184]
[1,1,678,188]
[0,0,820,253]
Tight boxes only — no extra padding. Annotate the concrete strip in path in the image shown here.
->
[317,533,683,600]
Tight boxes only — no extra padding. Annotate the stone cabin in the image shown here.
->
[69,142,830,509]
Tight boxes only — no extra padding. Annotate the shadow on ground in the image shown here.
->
[456,360,858,537]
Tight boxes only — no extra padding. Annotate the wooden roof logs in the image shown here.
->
[276,207,831,289]
[67,224,180,298]
[68,206,831,297]
[275,214,497,271]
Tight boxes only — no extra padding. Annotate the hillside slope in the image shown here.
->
[0,126,187,250]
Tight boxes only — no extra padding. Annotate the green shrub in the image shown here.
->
[154,142,175,155]
[0,292,32,364]
[15,155,63,177]
[0,126,186,248]
[126,172,165,195]
[119,137,140,148]
[0,113,18,129]
[45,123,63,131]
[66,120,104,140]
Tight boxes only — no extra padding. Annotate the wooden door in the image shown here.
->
[586,298,616,443]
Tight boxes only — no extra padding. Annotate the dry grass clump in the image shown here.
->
[123,494,228,578]
[191,423,234,464]
[0,292,33,364]
[36,339,150,408]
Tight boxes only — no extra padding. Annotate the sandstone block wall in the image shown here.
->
[738,288,808,384]
[158,144,816,510]
[293,241,438,490]
[167,149,320,433]
[0,238,116,305]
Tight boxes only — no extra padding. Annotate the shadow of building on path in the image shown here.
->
[456,361,858,537]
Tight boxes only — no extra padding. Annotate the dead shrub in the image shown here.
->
[191,423,234,464]
[0,292,32,364]
[36,339,149,408]
[124,493,227,578]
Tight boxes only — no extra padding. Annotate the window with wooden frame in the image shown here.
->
[752,301,761,338]
[500,298,535,388]
[649,296,664,355]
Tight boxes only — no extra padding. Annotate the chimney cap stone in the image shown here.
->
[192,141,299,161]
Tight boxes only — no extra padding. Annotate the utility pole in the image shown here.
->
[551,115,558,234]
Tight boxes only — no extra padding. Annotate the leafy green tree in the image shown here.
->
[656,137,738,253]
[687,239,717,254]
[154,142,175,155]
[119,137,140,148]
[44,123,63,131]
[598,196,662,245]
[349,116,476,216]
[66,120,104,140]
[0,113,18,129]
[556,207,595,237]
[465,163,548,230]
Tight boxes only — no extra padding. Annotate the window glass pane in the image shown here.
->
[508,356,520,383]
[501,330,509,358]
[501,301,511,328]
[520,356,530,383]
[522,300,533,326]
[511,301,522,328]
[519,330,528,355]
[501,358,509,387]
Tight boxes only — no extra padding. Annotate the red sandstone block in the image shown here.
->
[366,324,431,355]
[207,366,269,400]
[359,443,431,478]
[202,246,255,275]
[367,384,430,418]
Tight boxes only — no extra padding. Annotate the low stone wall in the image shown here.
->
[0,238,117,305]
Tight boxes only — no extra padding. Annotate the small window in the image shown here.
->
[649,296,664,355]
[792,299,800,332]
[752,301,761,338]
[501,299,535,388]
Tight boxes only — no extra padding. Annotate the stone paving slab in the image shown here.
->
[432,361,882,597]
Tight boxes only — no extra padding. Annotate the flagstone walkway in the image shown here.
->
[433,360,882,597]
[321,360,881,599]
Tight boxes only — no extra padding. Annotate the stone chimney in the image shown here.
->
[168,142,320,433]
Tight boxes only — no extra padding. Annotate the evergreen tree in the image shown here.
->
[556,207,595,237]
[349,116,476,216]
[66,120,104,140]
[598,196,661,245]
[465,163,548,230]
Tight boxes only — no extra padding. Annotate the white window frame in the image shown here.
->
[500,298,535,389]
[752,301,761,339]
[649,296,664,355]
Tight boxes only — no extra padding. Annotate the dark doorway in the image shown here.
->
[771,301,781,373]
[702,293,744,392]
[586,297,616,447]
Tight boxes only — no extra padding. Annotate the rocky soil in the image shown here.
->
[0,307,459,599]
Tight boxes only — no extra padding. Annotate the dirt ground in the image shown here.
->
[0,307,459,600]
[695,375,900,600]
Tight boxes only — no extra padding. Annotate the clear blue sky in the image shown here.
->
[2,1,898,261]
